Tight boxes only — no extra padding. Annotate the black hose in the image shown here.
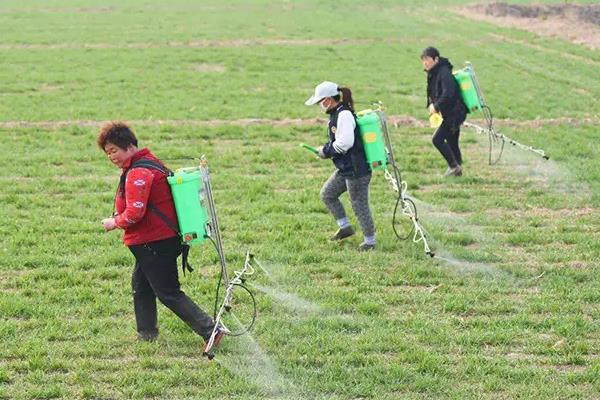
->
[160,157,199,161]
[393,195,418,241]
[482,105,505,165]
[390,163,416,241]
[392,163,403,186]
[207,235,223,320]
[483,104,493,130]
[392,194,410,240]
[225,283,257,337]
[207,235,257,336]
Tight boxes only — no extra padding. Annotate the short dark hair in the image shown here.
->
[420,46,440,59]
[97,122,138,150]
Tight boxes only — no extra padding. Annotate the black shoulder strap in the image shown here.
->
[147,203,194,275]
[130,159,171,174]
[119,159,171,196]
[117,159,193,275]
[146,203,179,235]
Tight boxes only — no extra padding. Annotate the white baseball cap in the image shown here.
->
[304,81,340,105]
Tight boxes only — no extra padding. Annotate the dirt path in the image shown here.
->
[0,38,401,50]
[0,116,598,130]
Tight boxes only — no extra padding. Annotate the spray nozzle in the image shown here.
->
[300,143,319,155]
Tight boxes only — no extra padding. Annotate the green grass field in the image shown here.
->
[1,1,599,399]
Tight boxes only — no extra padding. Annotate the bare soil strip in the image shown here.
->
[1,116,598,130]
[459,3,600,49]
[0,7,114,13]
[0,38,399,50]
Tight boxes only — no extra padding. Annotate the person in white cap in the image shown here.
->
[305,82,376,251]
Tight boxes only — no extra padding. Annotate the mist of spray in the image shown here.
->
[476,131,591,204]
[216,315,300,399]
[408,196,511,280]
[251,283,322,314]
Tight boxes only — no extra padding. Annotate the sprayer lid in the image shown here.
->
[304,81,339,105]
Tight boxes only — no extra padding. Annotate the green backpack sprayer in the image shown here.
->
[158,156,262,359]
[358,103,434,257]
[453,62,549,164]
[302,102,434,257]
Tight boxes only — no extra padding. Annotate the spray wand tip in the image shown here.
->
[300,143,319,155]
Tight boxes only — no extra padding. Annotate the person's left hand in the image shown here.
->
[428,103,437,115]
[317,146,327,159]
[101,217,117,231]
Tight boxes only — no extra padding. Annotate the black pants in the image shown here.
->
[432,120,462,168]
[128,236,214,340]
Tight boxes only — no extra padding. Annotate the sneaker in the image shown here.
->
[137,331,158,342]
[202,324,230,354]
[443,165,462,177]
[358,243,375,252]
[330,226,355,241]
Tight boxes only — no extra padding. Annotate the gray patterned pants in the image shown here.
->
[320,170,375,237]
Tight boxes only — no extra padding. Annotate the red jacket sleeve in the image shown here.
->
[114,168,155,229]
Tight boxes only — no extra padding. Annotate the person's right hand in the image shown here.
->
[101,217,117,231]
[317,146,327,159]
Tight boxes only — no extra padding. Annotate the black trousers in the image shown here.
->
[432,120,462,168]
[128,236,214,340]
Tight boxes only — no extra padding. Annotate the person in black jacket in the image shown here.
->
[421,46,467,177]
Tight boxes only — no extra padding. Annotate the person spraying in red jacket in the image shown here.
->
[98,122,226,350]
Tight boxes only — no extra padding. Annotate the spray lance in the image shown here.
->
[453,62,549,164]
[167,156,261,359]
[300,143,319,156]
[362,102,434,257]
[300,102,434,257]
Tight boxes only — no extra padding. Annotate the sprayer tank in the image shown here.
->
[167,169,209,244]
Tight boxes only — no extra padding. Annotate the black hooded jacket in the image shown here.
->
[426,57,467,125]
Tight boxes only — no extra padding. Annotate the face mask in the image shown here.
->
[319,99,329,112]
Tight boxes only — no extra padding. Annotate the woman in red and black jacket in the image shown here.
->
[99,122,226,350]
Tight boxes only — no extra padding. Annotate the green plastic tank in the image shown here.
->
[167,169,208,244]
[453,64,483,113]
[356,111,387,171]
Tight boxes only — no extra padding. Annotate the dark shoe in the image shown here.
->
[453,164,463,176]
[358,243,375,252]
[330,226,355,241]
[137,331,158,342]
[443,165,462,177]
